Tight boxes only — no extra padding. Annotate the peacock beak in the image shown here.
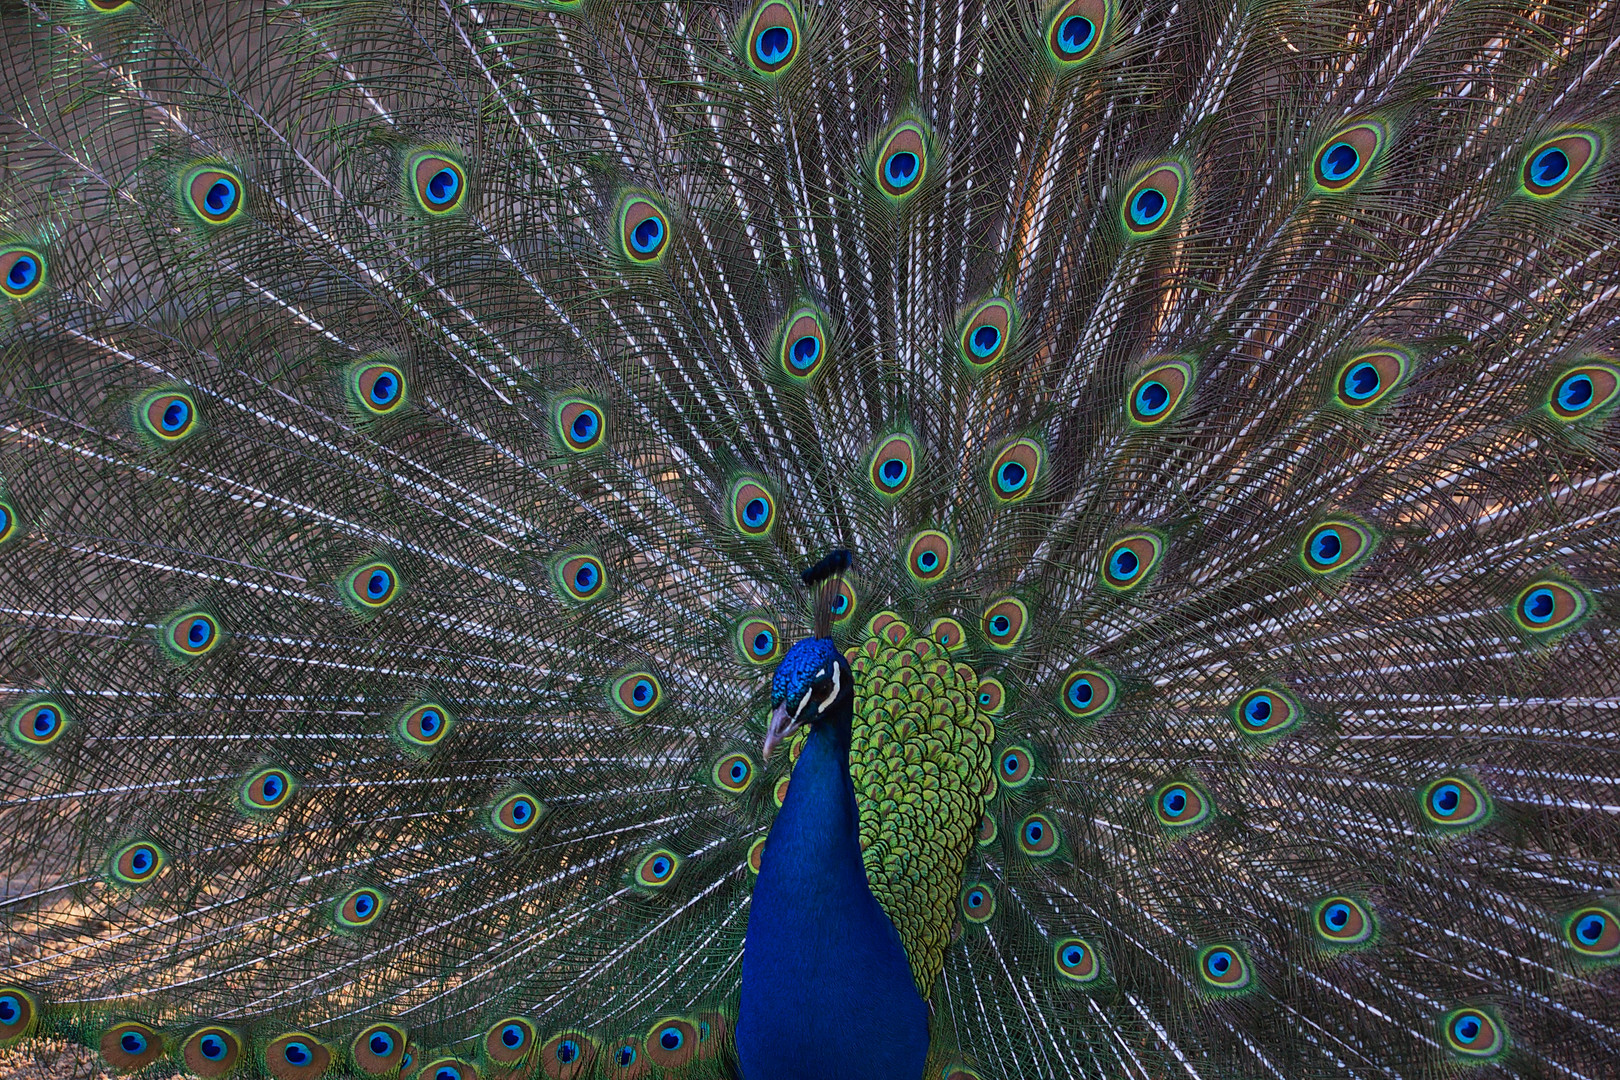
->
[762,701,801,762]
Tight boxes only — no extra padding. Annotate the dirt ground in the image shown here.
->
[0,1040,114,1080]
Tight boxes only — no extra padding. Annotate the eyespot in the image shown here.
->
[958,298,1015,370]
[1231,687,1300,739]
[164,610,220,659]
[1313,895,1376,947]
[619,195,670,263]
[1511,579,1588,635]
[905,530,952,583]
[827,578,858,626]
[181,1027,242,1078]
[612,672,663,718]
[348,359,408,417]
[1332,349,1409,410]
[1547,362,1620,422]
[961,882,996,923]
[1153,781,1210,829]
[557,554,608,603]
[1122,163,1185,237]
[182,165,245,225]
[1441,1008,1507,1062]
[241,767,296,813]
[1056,667,1116,720]
[730,478,776,538]
[868,433,917,497]
[1054,936,1103,983]
[778,306,829,381]
[973,598,1027,651]
[557,398,606,452]
[1420,775,1490,830]
[736,617,780,665]
[926,616,967,652]
[874,120,929,200]
[0,987,38,1043]
[987,438,1041,502]
[1565,906,1620,960]
[418,1057,474,1080]
[136,389,200,443]
[747,836,766,875]
[0,247,47,301]
[1313,121,1385,191]
[111,840,164,885]
[605,1037,643,1076]
[353,1023,407,1075]
[86,0,135,11]
[942,1068,985,1080]
[1018,812,1060,857]
[746,2,801,75]
[490,791,544,836]
[101,1022,162,1071]
[976,677,1006,715]
[8,698,67,750]
[1125,358,1194,427]
[334,887,386,930]
[645,1018,697,1068]
[976,813,998,846]
[1045,0,1108,67]
[398,702,454,751]
[1300,519,1375,575]
[341,559,401,613]
[713,751,755,794]
[1522,131,1599,198]
[409,152,467,215]
[1196,945,1251,991]
[774,775,791,807]
[540,1030,595,1077]
[998,745,1034,789]
[635,848,681,889]
[0,497,17,545]
[1101,532,1163,592]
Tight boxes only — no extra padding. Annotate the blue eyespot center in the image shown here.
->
[1432,783,1461,815]
[201,1034,227,1060]
[1162,789,1186,815]
[632,216,664,253]
[990,615,1012,637]
[830,593,848,614]
[1453,1016,1481,1043]
[752,630,774,656]
[1068,679,1093,707]
[511,799,533,824]
[885,151,918,187]
[1532,147,1569,186]
[262,774,284,800]
[32,707,57,737]
[122,1033,147,1054]
[789,334,819,369]
[633,680,653,705]
[1003,754,1019,775]
[918,551,938,570]
[1130,187,1166,226]
[130,847,153,873]
[1523,588,1555,624]
[1344,362,1380,399]
[1206,950,1232,976]
[1024,821,1044,844]
[367,570,391,599]
[1244,696,1271,726]
[575,564,598,591]
[1109,548,1139,580]
[371,372,399,406]
[616,1046,637,1065]
[1325,903,1350,929]
[555,1039,578,1062]
[206,179,236,213]
[979,692,992,705]
[284,1042,311,1066]
[1322,142,1359,181]
[730,761,747,781]
[0,997,17,1025]
[968,890,986,907]
[8,256,38,289]
[756,25,792,64]
[660,1026,683,1050]
[427,167,460,205]
[652,857,670,876]
[880,458,907,486]
[1058,15,1095,53]
[572,410,599,440]
[419,710,442,736]
[970,325,1001,357]
[1311,529,1342,565]
[435,1067,460,1080]
[188,619,213,647]
[354,892,376,917]
[744,498,769,526]
[162,400,190,431]
[997,461,1027,492]
[1558,374,1594,410]
[371,1032,395,1056]
[1063,945,1083,965]
[1576,913,1605,944]
[1135,380,1170,415]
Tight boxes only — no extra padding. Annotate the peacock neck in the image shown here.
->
[770,703,864,889]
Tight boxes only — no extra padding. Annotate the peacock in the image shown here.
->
[1,0,1618,1077]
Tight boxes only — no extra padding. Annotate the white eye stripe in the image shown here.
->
[818,664,841,712]
[793,688,814,720]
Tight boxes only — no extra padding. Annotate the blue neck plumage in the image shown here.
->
[768,705,864,890]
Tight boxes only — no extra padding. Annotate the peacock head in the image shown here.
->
[763,636,853,761]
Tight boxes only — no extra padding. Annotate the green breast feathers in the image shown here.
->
[787,612,996,995]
